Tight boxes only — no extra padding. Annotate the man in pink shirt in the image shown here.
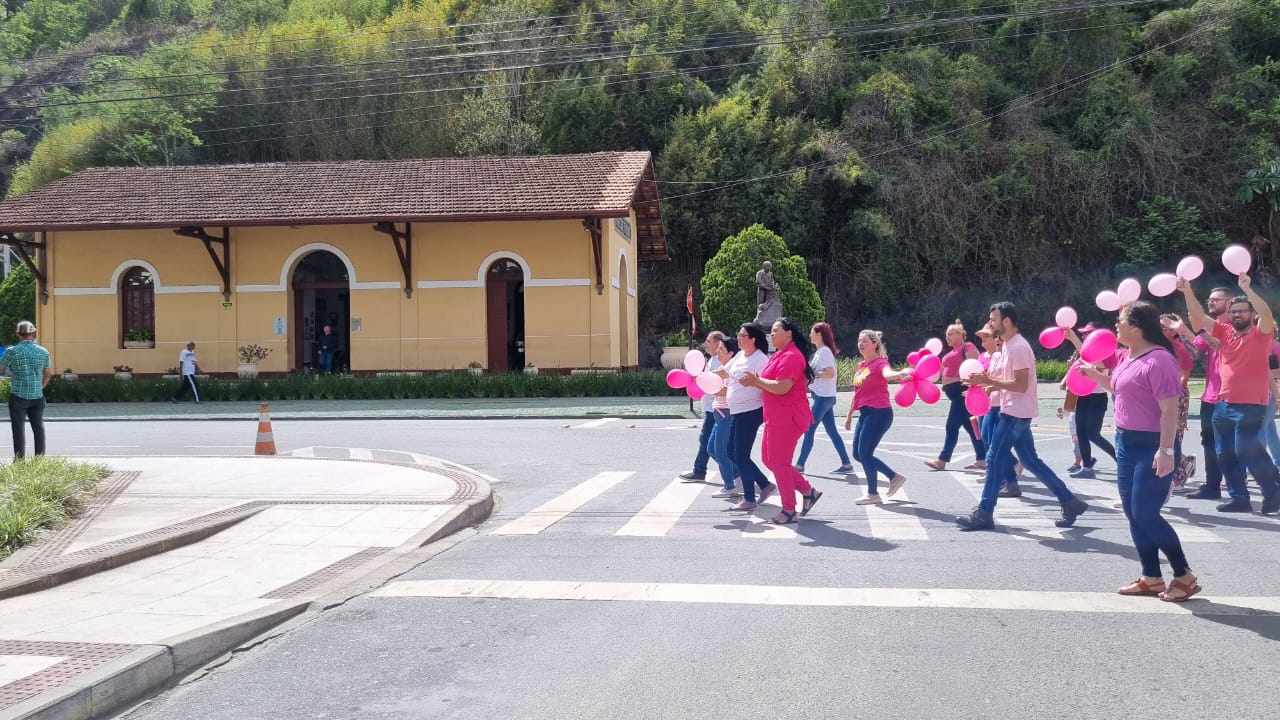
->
[1170,287,1230,499]
[956,302,1090,531]
[1179,275,1280,515]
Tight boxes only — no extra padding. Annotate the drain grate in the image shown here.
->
[0,640,137,710]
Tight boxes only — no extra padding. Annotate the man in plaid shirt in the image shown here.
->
[0,321,52,458]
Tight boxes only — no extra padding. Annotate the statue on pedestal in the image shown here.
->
[754,260,783,328]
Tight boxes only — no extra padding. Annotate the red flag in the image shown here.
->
[685,286,694,314]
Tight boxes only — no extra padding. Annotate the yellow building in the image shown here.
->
[0,152,667,374]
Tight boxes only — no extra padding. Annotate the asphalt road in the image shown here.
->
[32,415,1280,720]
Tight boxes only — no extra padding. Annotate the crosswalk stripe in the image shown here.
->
[949,471,1067,539]
[743,491,798,539]
[616,475,713,536]
[864,485,930,540]
[492,471,633,535]
[348,447,374,461]
[1063,474,1227,544]
[571,418,619,429]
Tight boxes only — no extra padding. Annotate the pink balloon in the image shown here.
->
[917,380,941,404]
[1065,365,1097,395]
[965,387,991,415]
[914,354,941,380]
[695,372,723,394]
[683,350,706,374]
[906,351,922,366]
[1223,244,1252,275]
[1080,329,1118,363]
[1176,255,1204,281]
[1117,278,1142,304]
[925,338,944,356]
[1055,306,1077,329]
[917,346,934,357]
[665,369,692,389]
[894,382,918,407]
[958,358,984,380]
[1095,290,1121,312]
[1148,273,1177,298]
[685,382,705,399]
[1039,326,1066,349]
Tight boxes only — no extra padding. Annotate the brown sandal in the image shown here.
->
[1159,574,1201,602]
[923,459,946,471]
[1117,577,1166,596]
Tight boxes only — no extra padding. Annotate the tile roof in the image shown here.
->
[0,152,667,260]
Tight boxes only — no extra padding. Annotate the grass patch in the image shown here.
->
[0,457,111,558]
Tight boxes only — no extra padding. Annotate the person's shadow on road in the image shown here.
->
[1187,600,1280,642]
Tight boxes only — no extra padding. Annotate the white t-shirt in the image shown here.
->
[724,350,768,414]
[700,356,722,413]
[809,345,837,397]
[179,349,197,376]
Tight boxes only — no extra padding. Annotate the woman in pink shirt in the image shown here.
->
[843,330,910,505]
[1081,301,1198,602]
[741,318,820,524]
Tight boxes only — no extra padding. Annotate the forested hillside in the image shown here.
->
[2,0,1279,345]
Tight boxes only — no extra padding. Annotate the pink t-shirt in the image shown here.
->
[1172,339,1195,373]
[1192,334,1221,403]
[761,343,814,431]
[1212,320,1275,405]
[1112,348,1182,432]
[853,356,891,409]
[997,333,1038,419]
[941,342,977,377]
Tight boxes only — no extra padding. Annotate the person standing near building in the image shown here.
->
[171,341,202,404]
[318,324,340,374]
[1178,275,1280,514]
[0,321,52,459]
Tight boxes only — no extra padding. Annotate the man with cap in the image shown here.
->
[0,321,53,458]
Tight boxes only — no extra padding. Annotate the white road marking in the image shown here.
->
[865,486,929,540]
[1065,475,1227,544]
[348,448,374,461]
[492,472,633,535]
[372,579,1280,616]
[289,446,316,457]
[70,445,139,448]
[742,491,798,539]
[949,470,1067,539]
[615,475,711,536]
[571,418,619,429]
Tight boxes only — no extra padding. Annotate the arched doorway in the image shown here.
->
[617,256,629,368]
[291,251,350,372]
[485,258,525,373]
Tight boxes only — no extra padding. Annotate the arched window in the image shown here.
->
[120,266,155,347]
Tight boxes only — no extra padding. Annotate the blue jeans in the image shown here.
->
[8,395,45,458]
[852,406,895,494]
[729,408,770,501]
[979,414,1075,511]
[1261,396,1280,468]
[796,394,851,467]
[939,382,986,462]
[1115,428,1190,577]
[981,408,1016,483]
[1199,401,1223,490]
[319,350,337,373]
[1074,392,1115,467]
[708,409,737,489]
[1211,401,1280,501]
[691,410,714,474]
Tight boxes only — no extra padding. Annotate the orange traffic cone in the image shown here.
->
[255,402,277,455]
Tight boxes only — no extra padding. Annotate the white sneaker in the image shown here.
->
[855,494,883,505]
[887,474,908,497]
[712,487,742,498]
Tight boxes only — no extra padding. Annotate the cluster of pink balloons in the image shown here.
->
[957,358,991,415]
[1097,246,1253,310]
[895,340,946,407]
[665,350,724,399]
[1062,327,1119,395]
[1038,306,1078,349]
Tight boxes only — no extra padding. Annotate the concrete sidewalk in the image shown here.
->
[0,454,494,720]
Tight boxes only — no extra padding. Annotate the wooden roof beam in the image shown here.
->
[0,231,49,304]
[174,226,231,300]
[372,222,413,299]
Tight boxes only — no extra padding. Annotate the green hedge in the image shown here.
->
[41,371,672,402]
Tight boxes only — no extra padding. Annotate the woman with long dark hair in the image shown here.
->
[1081,301,1199,602]
[721,323,776,511]
[925,319,986,471]
[742,317,821,523]
[794,322,855,475]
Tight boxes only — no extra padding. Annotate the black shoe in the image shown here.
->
[1217,498,1253,513]
[678,471,706,481]
[1262,492,1279,515]
[998,481,1022,498]
[1186,486,1222,500]
[1056,496,1089,528]
[956,508,996,531]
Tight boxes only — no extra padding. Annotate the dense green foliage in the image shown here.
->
[5,0,1280,350]
[700,223,824,330]
[0,264,36,342]
[0,456,109,558]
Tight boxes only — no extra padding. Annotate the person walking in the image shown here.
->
[843,330,910,505]
[679,331,726,482]
[1159,314,1199,491]
[0,321,52,459]
[1178,275,1280,514]
[707,336,741,498]
[170,341,203,404]
[956,302,1090,531]
[794,322,854,475]
[924,319,986,471]
[975,322,1020,488]
[741,318,821,524]
[1063,323,1117,478]
[318,324,340,374]
[1081,301,1199,601]
[722,323,776,511]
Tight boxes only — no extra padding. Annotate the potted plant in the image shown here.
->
[661,328,690,370]
[238,344,272,378]
[122,328,155,349]
[467,361,484,377]
[523,361,538,376]
[61,368,78,382]
[113,364,133,380]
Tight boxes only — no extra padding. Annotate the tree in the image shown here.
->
[700,224,825,332]
[1237,159,1280,267]
[1109,196,1228,275]
[0,264,36,346]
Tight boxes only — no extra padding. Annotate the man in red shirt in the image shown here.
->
[1179,274,1280,514]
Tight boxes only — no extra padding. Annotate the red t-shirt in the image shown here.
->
[1212,319,1275,405]
[853,356,891,409]
[761,343,814,430]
